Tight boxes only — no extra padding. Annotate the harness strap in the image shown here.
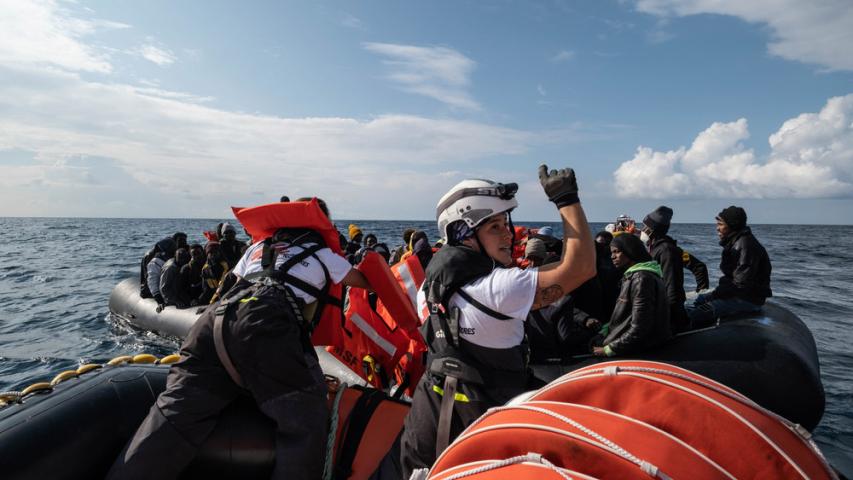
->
[334,388,386,479]
[435,375,459,457]
[212,285,257,388]
[456,289,512,320]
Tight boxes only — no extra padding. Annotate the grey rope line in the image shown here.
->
[323,382,348,480]
[482,405,670,479]
[437,452,574,480]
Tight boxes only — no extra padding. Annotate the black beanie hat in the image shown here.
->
[611,233,652,263]
[717,206,747,230]
[643,206,673,235]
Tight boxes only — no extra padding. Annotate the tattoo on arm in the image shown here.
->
[532,284,565,310]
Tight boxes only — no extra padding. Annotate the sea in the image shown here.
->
[0,217,851,474]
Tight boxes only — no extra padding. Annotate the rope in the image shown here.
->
[479,405,670,479]
[323,382,348,480]
[437,452,574,480]
[0,352,180,408]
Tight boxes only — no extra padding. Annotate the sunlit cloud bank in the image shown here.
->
[614,94,853,199]
[634,0,853,71]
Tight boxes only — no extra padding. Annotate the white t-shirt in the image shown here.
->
[417,267,539,349]
[233,240,352,304]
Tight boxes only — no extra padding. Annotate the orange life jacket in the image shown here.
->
[389,255,427,396]
[512,225,532,264]
[327,252,425,391]
[328,384,410,480]
[232,199,346,348]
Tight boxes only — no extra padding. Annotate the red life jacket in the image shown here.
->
[389,255,427,396]
[232,199,346,348]
[512,225,532,263]
[328,252,426,392]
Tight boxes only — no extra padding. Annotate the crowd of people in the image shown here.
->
[119,168,772,479]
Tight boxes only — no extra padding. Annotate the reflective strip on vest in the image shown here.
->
[350,312,398,357]
[396,262,419,308]
[432,384,470,402]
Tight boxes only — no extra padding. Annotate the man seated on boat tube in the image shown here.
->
[107,197,371,480]
[687,206,772,328]
[592,233,672,357]
[400,165,596,478]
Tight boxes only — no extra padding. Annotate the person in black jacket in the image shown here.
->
[593,233,671,357]
[687,206,771,327]
[642,206,709,332]
[159,248,191,309]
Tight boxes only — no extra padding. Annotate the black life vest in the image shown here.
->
[420,245,528,387]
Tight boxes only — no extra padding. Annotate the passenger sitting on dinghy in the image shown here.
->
[196,239,229,305]
[687,206,772,328]
[107,197,371,480]
[139,232,185,298]
[159,247,191,309]
[400,165,595,478]
[593,233,671,357]
[146,237,177,308]
[181,243,205,300]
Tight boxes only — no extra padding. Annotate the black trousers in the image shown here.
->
[107,287,328,480]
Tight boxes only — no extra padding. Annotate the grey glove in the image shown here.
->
[538,164,579,208]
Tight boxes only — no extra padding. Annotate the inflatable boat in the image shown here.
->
[110,277,826,431]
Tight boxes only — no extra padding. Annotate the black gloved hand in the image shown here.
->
[154,294,165,313]
[538,164,579,208]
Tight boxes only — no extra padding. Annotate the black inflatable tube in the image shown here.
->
[531,302,825,431]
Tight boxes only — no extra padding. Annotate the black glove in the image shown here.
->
[538,164,579,208]
[154,294,165,313]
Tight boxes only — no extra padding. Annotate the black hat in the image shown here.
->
[643,206,673,235]
[611,233,652,263]
[717,206,747,231]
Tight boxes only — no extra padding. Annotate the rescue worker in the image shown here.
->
[400,165,596,477]
[593,232,671,357]
[159,247,191,309]
[687,206,772,327]
[146,237,177,309]
[641,206,710,332]
[107,198,371,480]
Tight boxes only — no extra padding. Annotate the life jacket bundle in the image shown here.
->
[427,360,837,480]
[327,252,427,393]
[327,384,410,480]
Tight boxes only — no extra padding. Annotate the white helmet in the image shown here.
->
[436,179,518,242]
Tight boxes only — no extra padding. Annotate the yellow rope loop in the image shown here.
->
[107,355,133,366]
[131,354,157,364]
[21,382,53,397]
[76,364,102,375]
[50,370,79,386]
[158,354,181,365]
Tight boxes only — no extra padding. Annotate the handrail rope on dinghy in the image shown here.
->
[0,352,181,407]
[433,452,575,480]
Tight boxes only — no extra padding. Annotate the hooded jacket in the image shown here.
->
[713,227,772,304]
[603,261,671,354]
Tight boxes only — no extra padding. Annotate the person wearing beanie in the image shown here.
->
[593,233,671,357]
[345,224,363,259]
[642,206,709,332]
[687,206,772,327]
[218,222,242,269]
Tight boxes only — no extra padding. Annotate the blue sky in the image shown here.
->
[0,0,852,223]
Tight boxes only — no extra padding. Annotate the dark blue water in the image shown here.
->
[0,218,850,473]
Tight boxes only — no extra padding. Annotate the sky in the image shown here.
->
[0,0,852,224]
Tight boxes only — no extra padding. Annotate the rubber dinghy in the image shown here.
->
[111,277,826,431]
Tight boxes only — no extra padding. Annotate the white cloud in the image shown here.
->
[137,43,177,66]
[550,50,575,63]
[537,84,547,96]
[341,13,365,30]
[633,0,853,71]
[363,42,480,110]
[613,94,853,198]
[0,0,127,73]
